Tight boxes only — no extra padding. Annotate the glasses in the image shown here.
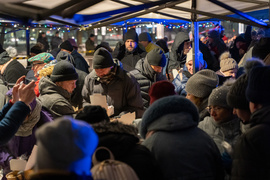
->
[207,106,222,113]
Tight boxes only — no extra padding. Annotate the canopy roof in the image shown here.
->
[0,0,269,28]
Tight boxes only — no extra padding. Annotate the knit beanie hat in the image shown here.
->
[246,66,270,105]
[93,47,114,69]
[75,105,110,124]
[0,51,11,65]
[139,32,152,42]
[140,96,199,139]
[186,69,219,98]
[124,29,138,42]
[60,40,73,52]
[227,58,265,110]
[35,116,98,171]
[30,45,43,55]
[28,52,54,63]
[220,52,238,72]
[208,30,219,39]
[208,80,234,109]
[252,37,270,60]
[6,46,17,58]
[149,80,176,105]
[50,60,78,82]
[146,48,166,67]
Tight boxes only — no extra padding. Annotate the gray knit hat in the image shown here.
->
[208,80,234,109]
[186,69,219,98]
[220,52,238,72]
[93,47,114,69]
[35,116,98,170]
[146,48,166,67]
[139,32,152,42]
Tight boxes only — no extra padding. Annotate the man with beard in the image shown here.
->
[82,47,144,118]
[113,29,147,71]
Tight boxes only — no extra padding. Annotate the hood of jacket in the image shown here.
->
[39,76,71,100]
[171,32,189,52]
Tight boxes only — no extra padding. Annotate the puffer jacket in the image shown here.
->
[38,76,74,118]
[130,59,166,108]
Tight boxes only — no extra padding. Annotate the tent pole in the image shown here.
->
[191,0,199,74]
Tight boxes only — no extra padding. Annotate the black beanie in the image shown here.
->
[93,47,114,69]
[124,29,138,42]
[252,37,270,60]
[139,32,152,42]
[246,66,270,105]
[75,105,110,124]
[146,48,166,67]
[60,40,73,52]
[227,74,249,110]
[50,60,78,82]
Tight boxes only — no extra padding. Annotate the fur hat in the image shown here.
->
[60,40,73,52]
[93,47,114,69]
[75,105,110,124]
[252,37,270,60]
[146,48,166,67]
[208,80,234,109]
[149,80,175,105]
[246,66,270,105]
[35,116,98,171]
[124,29,138,43]
[140,96,199,139]
[28,52,54,63]
[220,52,238,72]
[186,69,219,98]
[139,32,152,42]
[50,60,78,82]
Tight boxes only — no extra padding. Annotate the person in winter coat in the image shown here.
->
[82,47,144,118]
[60,40,89,74]
[173,48,207,96]
[185,69,219,121]
[130,48,167,108]
[50,31,62,50]
[156,39,169,76]
[85,33,96,56]
[231,66,270,180]
[207,30,227,61]
[112,29,147,71]
[138,32,162,53]
[92,121,163,180]
[37,32,49,52]
[199,80,241,154]
[0,50,28,84]
[0,76,36,145]
[168,32,191,79]
[38,60,78,119]
[30,116,98,180]
[140,96,224,180]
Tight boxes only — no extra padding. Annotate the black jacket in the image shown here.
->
[231,106,270,180]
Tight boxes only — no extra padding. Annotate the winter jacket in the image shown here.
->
[198,116,241,153]
[50,36,62,50]
[85,38,95,56]
[113,44,147,71]
[172,65,192,96]
[168,32,189,72]
[38,76,75,119]
[92,122,163,180]
[71,50,89,74]
[2,60,28,84]
[130,59,167,108]
[82,65,144,118]
[0,101,31,145]
[231,106,270,180]
[142,113,224,180]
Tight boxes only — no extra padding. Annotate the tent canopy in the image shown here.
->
[0,0,268,27]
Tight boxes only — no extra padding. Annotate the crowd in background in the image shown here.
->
[0,24,269,180]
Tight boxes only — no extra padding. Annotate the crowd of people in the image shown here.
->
[0,25,269,180]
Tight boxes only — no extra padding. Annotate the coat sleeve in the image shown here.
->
[0,101,30,145]
[50,100,75,118]
[81,74,92,107]
[123,73,144,118]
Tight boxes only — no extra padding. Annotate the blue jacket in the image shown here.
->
[71,50,89,74]
[0,101,30,145]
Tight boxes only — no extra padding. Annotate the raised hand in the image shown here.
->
[12,76,26,103]
[18,80,36,106]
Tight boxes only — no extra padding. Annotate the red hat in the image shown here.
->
[149,80,176,105]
